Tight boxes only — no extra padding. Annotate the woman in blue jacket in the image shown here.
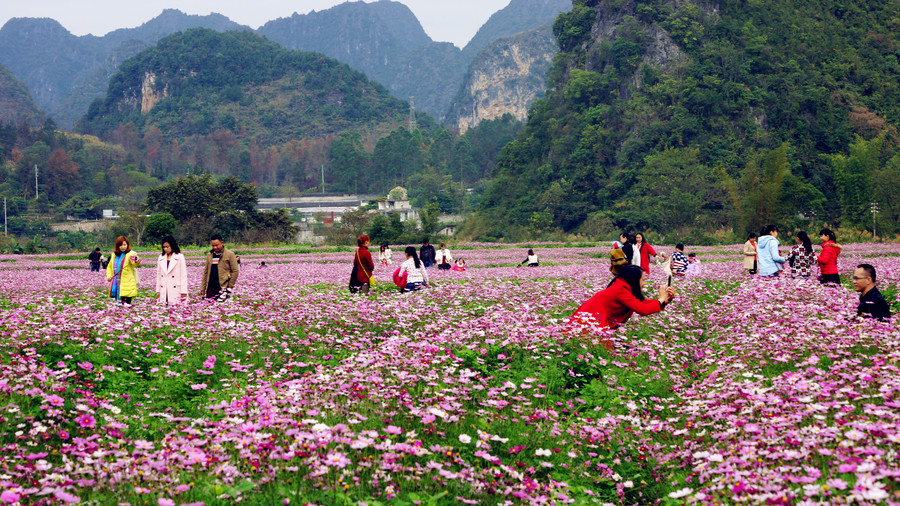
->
[756,224,786,277]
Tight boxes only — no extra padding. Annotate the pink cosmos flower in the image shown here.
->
[134,440,154,450]
[54,490,80,503]
[158,498,175,506]
[74,413,95,428]
[1,490,20,503]
[45,394,64,407]
[77,362,93,371]
[325,451,350,468]
[826,478,848,490]
[384,425,402,435]
[58,430,69,440]
[190,383,207,390]
[421,414,436,424]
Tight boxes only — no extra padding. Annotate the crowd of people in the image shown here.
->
[87,227,892,323]
[344,228,891,324]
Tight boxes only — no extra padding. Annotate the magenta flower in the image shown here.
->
[74,413,95,428]
[157,498,175,506]
[77,362,93,371]
[384,425,402,435]
[0,490,20,503]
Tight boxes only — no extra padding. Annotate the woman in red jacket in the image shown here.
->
[572,264,676,329]
[634,233,658,273]
[349,235,375,294]
[817,228,842,285]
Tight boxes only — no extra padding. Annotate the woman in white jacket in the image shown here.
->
[156,235,189,305]
[435,243,453,270]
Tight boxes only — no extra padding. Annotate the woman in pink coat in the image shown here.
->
[156,235,189,305]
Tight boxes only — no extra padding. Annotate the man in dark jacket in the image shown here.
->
[88,248,103,272]
[420,239,436,268]
[852,264,891,320]
[200,234,240,301]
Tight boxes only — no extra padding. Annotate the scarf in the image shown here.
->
[109,252,127,300]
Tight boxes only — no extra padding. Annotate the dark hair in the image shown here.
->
[688,252,696,258]
[819,228,836,242]
[357,235,369,247]
[114,236,131,256]
[380,244,387,253]
[676,243,685,251]
[796,231,813,253]
[747,233,757,240]
[635,233,647,244]
[608,264,645,301]
[625,233,636,244]
[422,238,430,245]
[857,263,877,283]
[210,234,224,242]
[762,224,778,235]
[528,249,535,255]
[405,246,421,269]
[160,235,181,255]
[94,247,101,252]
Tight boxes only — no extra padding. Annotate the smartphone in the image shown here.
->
[667,275,672,287]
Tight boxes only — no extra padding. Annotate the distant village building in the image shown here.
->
[377,186,419,223]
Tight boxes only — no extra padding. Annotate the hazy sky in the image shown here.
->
[0,0,515,48]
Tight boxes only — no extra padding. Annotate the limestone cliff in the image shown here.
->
[140,72,167,113]
[446,24,558,133]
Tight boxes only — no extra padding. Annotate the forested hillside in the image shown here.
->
[474,0,900,239]
[0,63,43,124]
[0,11,248,128]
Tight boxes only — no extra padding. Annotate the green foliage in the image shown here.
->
[553,5,596,52]
[419,202,440,236]
[476,0,900,238]
[144,213,177,243]
[79,29,409,145]
[146,175,257,221]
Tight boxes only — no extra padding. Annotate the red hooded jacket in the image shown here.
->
[571,278,664,329]
[817,241,841,275]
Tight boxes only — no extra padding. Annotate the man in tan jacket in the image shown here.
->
[200,234,239,301]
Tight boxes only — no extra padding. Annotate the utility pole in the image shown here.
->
[871,202,879,240]
[34,164,38,199]
[321,165,325,194]
[3,197,7,236]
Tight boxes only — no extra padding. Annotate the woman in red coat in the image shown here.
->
[349,235,375,294]
[572,264,676,329]
[816,228,842,285]
[634,233,658,273]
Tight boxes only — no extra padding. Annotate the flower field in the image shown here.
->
[0,243,898,505]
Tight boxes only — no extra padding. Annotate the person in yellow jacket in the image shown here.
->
[107,235,142,305]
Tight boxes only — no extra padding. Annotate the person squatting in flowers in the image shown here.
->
[571,264,676,330]
[399,246,429,292]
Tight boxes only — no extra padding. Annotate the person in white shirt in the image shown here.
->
[435,243,454,270]
[378,244,393,266]
[399,246,429,291]
[519,249,539,267]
